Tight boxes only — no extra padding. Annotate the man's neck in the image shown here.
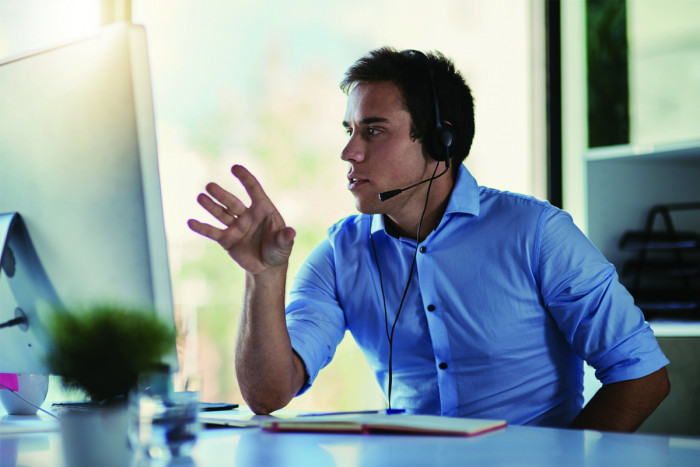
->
[384,178,454,242]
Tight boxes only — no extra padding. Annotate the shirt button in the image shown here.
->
[439,362,448,370]
[419,246,427,253]
[427,304,436,312]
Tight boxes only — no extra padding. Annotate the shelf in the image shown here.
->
[585,139,700,162]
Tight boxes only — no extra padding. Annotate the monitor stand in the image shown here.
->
[1,212,61,312]
[1,212,60,414]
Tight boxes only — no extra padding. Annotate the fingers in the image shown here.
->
[189,167,262,232]
[187,218,224,241]
[188,217,247,254]
[205,183,246,217]
[188,181,245,240]
[231,165,271,206]
[196,166,272,226]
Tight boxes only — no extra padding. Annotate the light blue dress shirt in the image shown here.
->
[286,165,668,427]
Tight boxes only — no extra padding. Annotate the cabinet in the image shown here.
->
[585,141,700,436]
[563,0,700,437]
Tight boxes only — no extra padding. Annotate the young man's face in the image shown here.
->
[341,81,436,218]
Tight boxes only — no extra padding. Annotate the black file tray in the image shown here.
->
[619,202,700,320]
[619,231,700,250]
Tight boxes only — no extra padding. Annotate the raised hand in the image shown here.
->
[187,165,295,275]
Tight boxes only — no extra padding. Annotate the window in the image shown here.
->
[3,0,547,410]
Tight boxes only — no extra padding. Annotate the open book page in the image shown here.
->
[261,414,507,436]
[199,407,306,428]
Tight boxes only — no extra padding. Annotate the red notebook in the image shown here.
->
[262,413,506,437]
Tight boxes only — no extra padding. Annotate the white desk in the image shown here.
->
[2,415,700,466]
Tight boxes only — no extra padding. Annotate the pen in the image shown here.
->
[299,409,405,417]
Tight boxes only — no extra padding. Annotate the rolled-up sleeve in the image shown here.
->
[537,209,669,384]
[286,239,347,395]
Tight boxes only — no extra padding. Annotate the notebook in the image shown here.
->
[261,413,506,436]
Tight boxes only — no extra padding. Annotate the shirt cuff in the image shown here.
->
[287,324,330,396]
[591,325,670,384]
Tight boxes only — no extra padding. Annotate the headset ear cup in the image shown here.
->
[429,122,456,162]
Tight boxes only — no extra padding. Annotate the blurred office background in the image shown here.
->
[1,0,698,420]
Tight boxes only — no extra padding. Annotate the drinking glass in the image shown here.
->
[129,374,200,460]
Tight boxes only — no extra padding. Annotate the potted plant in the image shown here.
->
[45,304,175,466]
[46,304,175,403]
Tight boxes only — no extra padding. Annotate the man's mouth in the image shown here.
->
[348,176,368,190]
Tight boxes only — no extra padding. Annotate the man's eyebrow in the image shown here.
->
[342,117,390,128]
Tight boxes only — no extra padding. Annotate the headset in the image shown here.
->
[401,49,456,167]
[378,50,456,202]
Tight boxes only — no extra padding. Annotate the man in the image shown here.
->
[188,48,669,431]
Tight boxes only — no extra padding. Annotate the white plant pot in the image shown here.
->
[56,403,132,467]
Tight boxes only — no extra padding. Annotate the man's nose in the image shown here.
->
[341,135,364,162]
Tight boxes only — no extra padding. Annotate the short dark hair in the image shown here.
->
[340,47,475,173]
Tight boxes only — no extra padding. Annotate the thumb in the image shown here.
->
[276,226,296,251]
[264,226,295,268]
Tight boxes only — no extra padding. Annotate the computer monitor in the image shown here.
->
[0,22,176,374]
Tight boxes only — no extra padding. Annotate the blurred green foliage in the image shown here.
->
[45,305,175,402]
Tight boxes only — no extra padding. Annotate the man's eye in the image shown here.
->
[344,127,353,136]
[367,128,381,136]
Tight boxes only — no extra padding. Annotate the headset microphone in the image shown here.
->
[378,165,449,201]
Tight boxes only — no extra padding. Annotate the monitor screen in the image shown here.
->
[0,23,176,374]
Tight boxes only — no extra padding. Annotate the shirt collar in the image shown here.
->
[369,164,480,235]
[444,164,480,217]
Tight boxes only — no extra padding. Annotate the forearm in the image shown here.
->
[568,367,670,432]
[235,266,305,414]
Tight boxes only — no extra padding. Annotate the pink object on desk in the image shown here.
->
[0,373,19,391]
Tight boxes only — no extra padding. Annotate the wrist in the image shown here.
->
[248,262,288,282]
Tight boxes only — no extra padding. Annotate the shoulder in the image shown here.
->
[475,186,565,231]
[292,215,372,293]
[479,186,552,212]
[326,214,370,243]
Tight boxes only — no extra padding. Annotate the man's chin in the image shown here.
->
[354,199,383,215]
